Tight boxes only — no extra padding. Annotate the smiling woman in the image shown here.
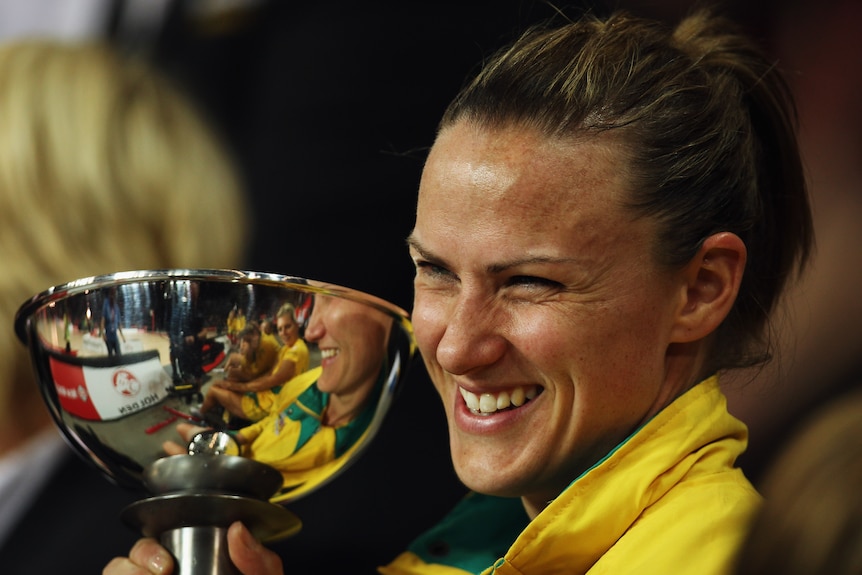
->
[407,126,703,513]
[103,7,813,575]
[386,6,812,575]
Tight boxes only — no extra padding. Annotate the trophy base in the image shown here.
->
[122,455,301,574]
[122,492,302,541]
[121,492,302,574]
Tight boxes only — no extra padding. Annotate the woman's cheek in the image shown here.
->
[411,298,445,354]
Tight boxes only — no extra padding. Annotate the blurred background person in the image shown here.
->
[226,304,247,348]
[222,322,281,383]
[0,39,248,573]
[732,388,862,574]
[201,301,310,422]
[101,285,126,357]
[719,0,862,483]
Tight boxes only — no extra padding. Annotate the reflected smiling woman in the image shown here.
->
[165,293,394,492]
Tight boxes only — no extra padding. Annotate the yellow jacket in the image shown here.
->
[226,314,246,336]
[241,337,311,420]
[236,366,378,490]
[380,376,761,575]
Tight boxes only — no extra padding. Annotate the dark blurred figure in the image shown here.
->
[732,388,862,575]
[722,0,862,484]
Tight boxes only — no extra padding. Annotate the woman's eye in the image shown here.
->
[508,275,562,289]
[414,260,454,280]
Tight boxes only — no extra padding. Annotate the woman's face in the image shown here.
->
[238,333,258,358]
[304,295,391,395]
[276,315,298,346]
[409,121,687,514]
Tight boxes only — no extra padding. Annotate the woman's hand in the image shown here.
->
[226,521,285,574]
[103,537,174,574]
[103,522,284,575]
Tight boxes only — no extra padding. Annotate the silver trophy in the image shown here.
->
[15,269,415,574]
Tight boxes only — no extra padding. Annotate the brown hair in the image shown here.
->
[439,8,813,371]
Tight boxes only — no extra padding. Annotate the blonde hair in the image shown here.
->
[0,40,249,417]
[276,302,297,323]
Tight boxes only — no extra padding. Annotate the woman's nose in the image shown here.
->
[427,295,507,375]
[304,315,323,342]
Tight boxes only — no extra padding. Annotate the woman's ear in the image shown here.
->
[671,232,747,343]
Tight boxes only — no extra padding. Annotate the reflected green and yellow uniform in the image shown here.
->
[237,366,377,489]
[241,337,310,420]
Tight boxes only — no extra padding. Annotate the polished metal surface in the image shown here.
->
[121,492,303,541]
[161,526,240,575]
[144,454,282,500]
[188,431,240,456]
[15,269,415,506]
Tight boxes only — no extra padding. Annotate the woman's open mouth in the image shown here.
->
[459,385,543,415]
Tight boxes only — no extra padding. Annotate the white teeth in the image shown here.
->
[320,348,339,360]
[479,394,497,413]
[510,387,525,407]
[496,391,510,410]
[459,385,540,415]
[459,387,480,411]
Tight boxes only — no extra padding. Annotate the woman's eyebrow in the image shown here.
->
[408,234,583,273]
[405,234,436,261]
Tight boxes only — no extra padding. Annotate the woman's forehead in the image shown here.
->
[418,122,631,229]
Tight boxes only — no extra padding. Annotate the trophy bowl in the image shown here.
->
[14,269,416,574]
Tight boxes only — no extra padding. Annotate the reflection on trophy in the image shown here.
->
[15,270,415,575]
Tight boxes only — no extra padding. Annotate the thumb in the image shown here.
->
[227,521,284,575]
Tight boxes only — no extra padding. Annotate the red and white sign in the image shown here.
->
[49,354,170,421]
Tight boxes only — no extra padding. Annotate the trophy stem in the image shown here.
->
[120,456,301,575]
[162,525,239,575]
[122,491,301,575]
